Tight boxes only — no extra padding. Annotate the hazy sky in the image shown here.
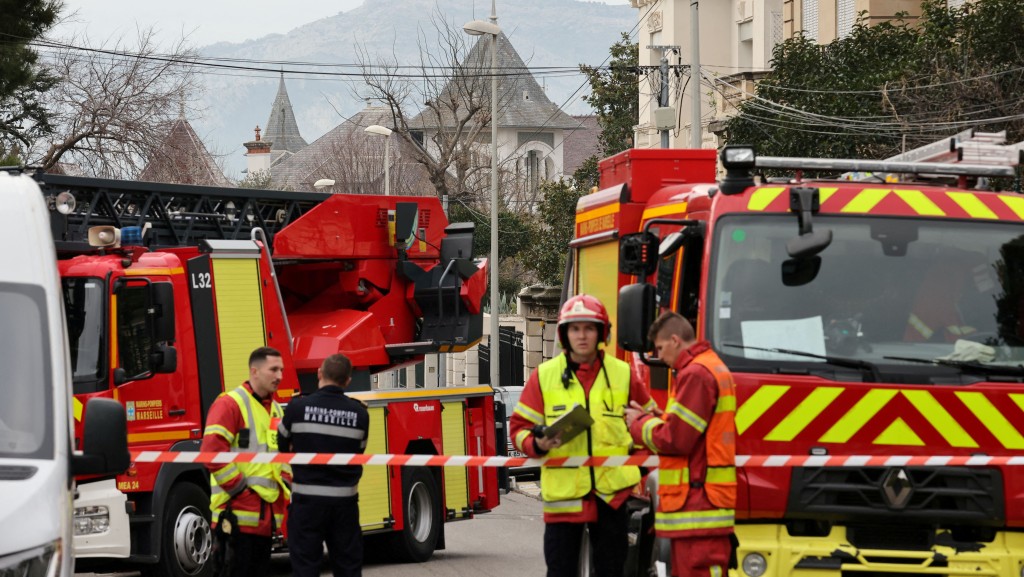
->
[55,0,633,47]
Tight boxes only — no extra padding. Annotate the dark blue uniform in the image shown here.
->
[278,385,370,577]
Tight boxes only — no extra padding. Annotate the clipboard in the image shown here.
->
[544,403,594,444]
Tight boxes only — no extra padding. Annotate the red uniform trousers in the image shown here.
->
[671,535,731,577]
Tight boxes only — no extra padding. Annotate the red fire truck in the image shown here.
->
[35,173,499,577]
[568,147,1024,576]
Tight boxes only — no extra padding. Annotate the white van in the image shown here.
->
[0,172,128,577]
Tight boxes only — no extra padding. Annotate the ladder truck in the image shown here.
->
[33,172,500,577]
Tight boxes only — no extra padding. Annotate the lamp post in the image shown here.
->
[464,2,501,388]
[364,124,393,196]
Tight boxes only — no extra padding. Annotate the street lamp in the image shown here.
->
[464,1,501,388]
[364,124,393,196]
[313,178,335,192]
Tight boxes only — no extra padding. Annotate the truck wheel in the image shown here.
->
[393,467,440,562]
[146,483,214,577]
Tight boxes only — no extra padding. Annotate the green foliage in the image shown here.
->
[0,146,21,167]
[580,33,639,157]
[572,156,600,192]
[524,179,585,285]
[0,0,59,151]
[725,0,1024,158]
[238,169,272,190]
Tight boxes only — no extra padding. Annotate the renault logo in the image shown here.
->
[881,468,913,510]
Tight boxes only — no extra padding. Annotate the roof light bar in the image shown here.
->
[755,156,1015,178]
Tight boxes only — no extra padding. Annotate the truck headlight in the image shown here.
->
[742,552,767,577]
[0,540,61,577]
[74,505,111,535]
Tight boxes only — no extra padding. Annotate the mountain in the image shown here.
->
[192,0,635,178]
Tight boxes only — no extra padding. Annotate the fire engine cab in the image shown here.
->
[568,144,1024,576]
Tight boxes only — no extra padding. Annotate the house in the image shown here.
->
[408,31,579,208]
[139,114,234,187]
[628,0,972,150]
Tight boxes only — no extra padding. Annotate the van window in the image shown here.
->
[0,283,53,459]
[63,277,106,392]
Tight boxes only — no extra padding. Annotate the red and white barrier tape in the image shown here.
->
[129,451,1024,468]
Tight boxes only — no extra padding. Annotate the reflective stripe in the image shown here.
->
[233,510,261,527]
[715,395,736,413]
[655,509,735,532]
[292,422,365,440]
[277,422,290,438]
[543,498,583,514]
[710,566,723,577]
[205,424,234,442]
[513,403,544,425]
[706,467,736,484]
[642,417,665,452]
[642,399,659,412]
[213,464,241,485]
[291,483,358,498]
[247,477,278,489]
[667,400,708,433]
[232,389,259,451]
[907,313,933,340]
[514,429,532,452]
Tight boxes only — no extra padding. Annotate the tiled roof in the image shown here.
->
[410,32,577,131]
[270,106,436,195]
[264,74,308,156]
[139,118,234,187]
[561,115,601,177]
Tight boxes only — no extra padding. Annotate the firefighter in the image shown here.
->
[510,294,656,577]
[201,346,291,577]
[625,312,736,577]
[277,353,369,577]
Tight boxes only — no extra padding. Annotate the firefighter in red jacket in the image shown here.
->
[625,312,735,577]
[201,346,292,577]
[509,294,656,577]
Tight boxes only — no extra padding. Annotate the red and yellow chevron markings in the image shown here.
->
[746,186,1024,220]
[737,385,1024,449]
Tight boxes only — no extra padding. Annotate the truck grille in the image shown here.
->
[787,467,1003,526]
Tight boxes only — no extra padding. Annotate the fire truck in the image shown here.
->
[33,173,500,577]
[568,146,1024,576]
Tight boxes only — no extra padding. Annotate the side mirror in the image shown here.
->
[73,398,129,476]
[151,282,175,343]
[619,233,659,277]
[151,342,177,374]
[618,283,657,352]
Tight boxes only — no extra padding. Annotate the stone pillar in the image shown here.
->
[518,284,564,377]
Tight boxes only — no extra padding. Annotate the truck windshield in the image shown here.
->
[709,215,1024,382]
[62,277,107,392]
[0,283,53,459]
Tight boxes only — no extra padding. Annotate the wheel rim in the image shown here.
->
[172,505,212,574]
[406,480,434,543]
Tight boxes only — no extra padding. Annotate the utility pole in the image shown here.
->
[690,0,702,148]
[648,45,679,149]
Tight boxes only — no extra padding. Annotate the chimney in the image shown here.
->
[244,125,273,175]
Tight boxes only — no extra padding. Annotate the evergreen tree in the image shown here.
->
[0,0,60,157]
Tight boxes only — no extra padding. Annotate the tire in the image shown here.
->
[143,483,214,577]
[393,467,440,563]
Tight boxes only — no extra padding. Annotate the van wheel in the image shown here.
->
[393,467,440,562]
[144,483,214,577]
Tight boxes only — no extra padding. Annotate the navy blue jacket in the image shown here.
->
[278,385,370,498]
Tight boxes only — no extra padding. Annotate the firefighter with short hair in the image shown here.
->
[278,353,369,577]
[509,294,656,577]
[625,311,736,577]
[202,346,291,577]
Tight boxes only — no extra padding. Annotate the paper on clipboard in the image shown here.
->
[544,403,594,444]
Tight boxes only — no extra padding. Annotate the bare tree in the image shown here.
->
[354,8,518,209]
[31,29,201,178]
